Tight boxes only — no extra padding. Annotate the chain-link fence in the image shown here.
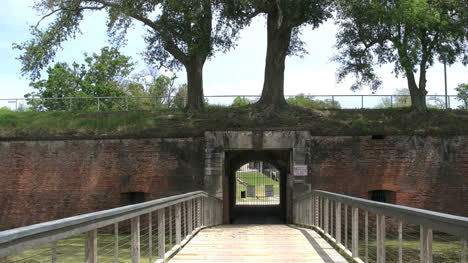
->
[0,95,462,112]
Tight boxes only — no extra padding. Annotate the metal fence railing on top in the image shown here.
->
[0,95,462,112]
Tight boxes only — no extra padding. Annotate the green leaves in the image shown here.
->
[26,47,132,111]
[334,0,467,99]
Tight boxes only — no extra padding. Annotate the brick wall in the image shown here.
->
[307,136,468,217]
[1,135,467,231]
[0,138,204,230]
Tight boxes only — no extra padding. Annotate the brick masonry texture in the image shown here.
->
[0,135,467,230]
[0,138,204,231]
[307,136,468,217]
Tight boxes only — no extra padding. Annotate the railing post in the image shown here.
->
[97,98,100,111]
[336,202,341,245]
[398,221,403,263]
[188,199,193,234]
[158,209,165,260]
[376,214,386,263]
[365,211,368,263]
[352,207,359,258]
[114,223,119,263]
[345,205,348,247]
[361,95,364,109]
[176,203,182,245]
[51,241,57,263]
[148,213,153,263]
[131,216,140,263]
[308,197,313,226]
[197,198,202,228]
[85,229,97,263]
[420,226,433,263]
[169,207,173,246]
[324,199,329,234]
[462,238,467,263]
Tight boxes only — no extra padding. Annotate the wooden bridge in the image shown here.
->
[170,225,346,263]
[1,191,467,263]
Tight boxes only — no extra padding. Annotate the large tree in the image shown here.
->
[222,0,332,111]
[15,0,239,110]
[334,0,468,112]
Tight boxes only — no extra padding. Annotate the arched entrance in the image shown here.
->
[224,150,291,224]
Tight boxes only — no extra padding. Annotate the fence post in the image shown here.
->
[420,226,433,263]
[85,229,97,263]
[131,216,140,263]
[390,96,393,108]
[361,95,364,109]
[97,98,100,111]
[352,207,359,258]
[158,209,165,260]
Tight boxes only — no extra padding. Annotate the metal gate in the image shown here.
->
[235,161,280,205]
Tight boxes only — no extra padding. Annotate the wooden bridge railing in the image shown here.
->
[0,191,223,263]
[294,190,468,263]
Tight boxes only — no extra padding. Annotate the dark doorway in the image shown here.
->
[224,150,291,224]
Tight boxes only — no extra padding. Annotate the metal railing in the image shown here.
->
[293,190,468,263]
[0,94,462,111]
[0,191,223,263]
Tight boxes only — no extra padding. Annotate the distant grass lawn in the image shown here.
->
[236,171,279,203]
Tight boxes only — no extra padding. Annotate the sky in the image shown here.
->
[0,0,467,104]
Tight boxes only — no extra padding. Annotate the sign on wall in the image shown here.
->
[293,165,308,176]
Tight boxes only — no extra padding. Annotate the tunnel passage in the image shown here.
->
[224,150,291,224]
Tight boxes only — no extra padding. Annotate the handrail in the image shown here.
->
[298,190,468,238]
[293,190,468,263]
[0,191,223,261]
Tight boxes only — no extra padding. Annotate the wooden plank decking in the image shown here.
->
[169,225,348,263]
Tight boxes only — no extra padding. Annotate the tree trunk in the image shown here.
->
[406,72,427,112]
[185,58,205,110]
[255,11,292,111]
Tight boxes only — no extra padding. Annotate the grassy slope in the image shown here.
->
[0,106,467,139]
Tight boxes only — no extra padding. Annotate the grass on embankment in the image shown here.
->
[0,106,467,139]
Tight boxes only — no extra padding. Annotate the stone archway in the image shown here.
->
[203,131,311,224]
[225,150,290,223]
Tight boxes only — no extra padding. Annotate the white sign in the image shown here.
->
[247,186,255,197]
[265,185,274,197]
[294,165,308,176]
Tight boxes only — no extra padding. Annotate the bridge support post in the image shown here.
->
[131,216,140,263]
[376,214,386,263]
[420,226,433,263]
[85,229,97,263]
[158,209,165,260]
[352,207,359,258]
[176,204,181,245]
[197,198,202,227]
